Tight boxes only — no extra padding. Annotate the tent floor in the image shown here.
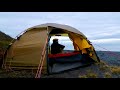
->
[48,61,94,74]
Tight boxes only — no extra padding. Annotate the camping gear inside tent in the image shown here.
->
[2,23,100,76]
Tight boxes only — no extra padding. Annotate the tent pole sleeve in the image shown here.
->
[35,28,49,78]
[35,35,48,78]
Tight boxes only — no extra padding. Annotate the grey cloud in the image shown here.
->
[0,12,120,51]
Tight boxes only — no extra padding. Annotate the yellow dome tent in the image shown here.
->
[2,23,100,77]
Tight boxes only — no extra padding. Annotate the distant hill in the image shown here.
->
[0,31,13,41]
[96,51,120,66]
[0,31,13,67]
[0,31,13,49]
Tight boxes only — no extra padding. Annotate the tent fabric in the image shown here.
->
[68,33,89,54]
[4,29,48,69]
[3,23,100,74]
[27,23,87,38]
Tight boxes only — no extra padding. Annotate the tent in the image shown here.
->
[2,23,100,76]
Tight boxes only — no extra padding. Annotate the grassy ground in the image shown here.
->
[41,60,120,78]
[0,69,35,78]
[0,60,120,78]
[0,51,120,78]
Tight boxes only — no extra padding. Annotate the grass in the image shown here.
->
[79,69,98,78]
[0,69,34,78]
[0,41,10,49]
[110,66,120,75]
[98,60,110,71]
[86,72,98,78]
[99,65,109,71]
[0,60,119,78]
[99,60,107,65]
[104,72,112,78]
[79,60,119,78]
[79,73,98,78]
[79,75,87,78]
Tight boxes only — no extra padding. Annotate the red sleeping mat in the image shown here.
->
[48,52,81,58]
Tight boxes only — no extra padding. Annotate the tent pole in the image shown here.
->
[35,29,49,78]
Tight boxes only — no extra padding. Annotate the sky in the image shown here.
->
[0,12,120,51]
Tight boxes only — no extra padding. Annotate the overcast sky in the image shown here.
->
[0,12,120,51]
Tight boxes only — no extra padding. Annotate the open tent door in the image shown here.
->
[47,32,95,74]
